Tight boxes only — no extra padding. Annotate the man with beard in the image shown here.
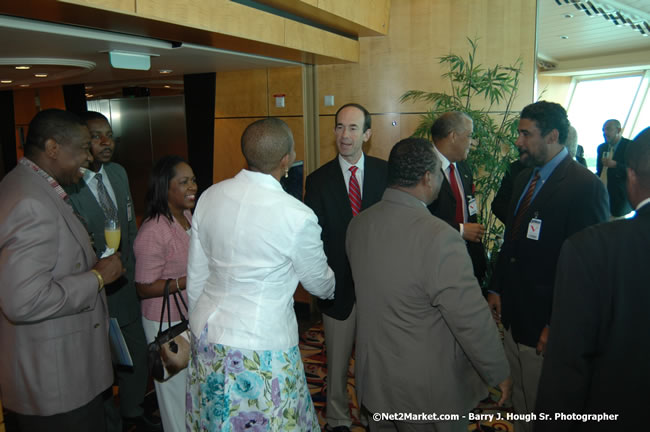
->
[596,119,633,218]
[65,112,158,432]
[487,101,609,432]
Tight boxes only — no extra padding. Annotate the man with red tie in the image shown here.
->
[304,103,388,432]
[427,112,487,287]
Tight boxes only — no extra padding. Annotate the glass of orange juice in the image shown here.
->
[104,218,121,251]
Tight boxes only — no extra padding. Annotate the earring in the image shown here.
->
[284,168,289,178]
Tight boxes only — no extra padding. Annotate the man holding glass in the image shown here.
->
[596,119,633,218]
[65,112,157,432]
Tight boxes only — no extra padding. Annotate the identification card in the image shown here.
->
[467,197,478,216]
[527,218,542,240]
[127,201,133,222]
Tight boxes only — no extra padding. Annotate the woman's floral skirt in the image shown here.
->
[186,325,320,431]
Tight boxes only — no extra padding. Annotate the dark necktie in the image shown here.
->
[95,173,118,221]
[448,164,464,224]
[510,171,540,239]
[348,166,361,217]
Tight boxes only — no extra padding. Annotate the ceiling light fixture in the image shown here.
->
[163,85,171,88]
[1,80,13,83]
[564,14,574,18]
[34,73,48,77]
[560,35,569,39]
[107,51,156,71]
[15,65,31,70]
[19,84,30,87]
[159,69,173,74]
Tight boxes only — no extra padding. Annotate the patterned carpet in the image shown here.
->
[299,322,514,432]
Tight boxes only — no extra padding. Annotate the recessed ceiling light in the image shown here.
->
[163,85,171,88]
[158,69,173,74]
[19,84,30,87]
[560,35,569,39]
[564,14,574,18]
[86,94,94,98]
[34,73,48,78]
[1,80,13,84]
[15,66,31,70]
[85,85,93,90]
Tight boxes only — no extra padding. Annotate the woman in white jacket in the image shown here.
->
[186,118,335,432]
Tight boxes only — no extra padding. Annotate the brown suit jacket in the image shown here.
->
[0,162,112,416]
[346,188,509,417]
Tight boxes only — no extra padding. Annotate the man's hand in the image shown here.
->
[94,253,124,285]
[487,293,501,324]
[462,223,486,243]
[536,326,549,356]
[496,376,512,407]
[602,158,617,168]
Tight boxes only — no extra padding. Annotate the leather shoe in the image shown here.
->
[123,414,163,432]
[324,424,351,432]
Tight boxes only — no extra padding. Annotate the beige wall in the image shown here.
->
[315,0,537,167]
[538,75,573,107]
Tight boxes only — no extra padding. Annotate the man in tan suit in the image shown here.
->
[0,109,123,432]
[346,137,511,432]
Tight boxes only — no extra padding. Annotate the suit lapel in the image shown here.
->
[325,158,353,218]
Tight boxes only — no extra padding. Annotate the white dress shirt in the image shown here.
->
[82,165,118,207]
[432,146,468,235]
[187,169,335,350]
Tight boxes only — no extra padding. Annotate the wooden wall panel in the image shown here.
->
[268,67,303,117]
[63,0,136,13]
[215,70,269,118]
[13,89,38,125]
[213,118,259,184]
[279,116,305,163]
[315,0,537,168]
[38,87,66,110]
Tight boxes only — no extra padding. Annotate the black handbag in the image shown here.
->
[147,279,190,382]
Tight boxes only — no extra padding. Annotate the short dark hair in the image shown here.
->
[627,127,650,189]
[144,155,188,223]
[241,118,293,173]
[79,111,110,124]
[387,137,438,188]
[335,103,371,132]
[24,109,86,158]
[430,111,472,141]
[520,101,569,145]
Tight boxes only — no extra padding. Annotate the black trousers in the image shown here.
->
[14,393,105,432]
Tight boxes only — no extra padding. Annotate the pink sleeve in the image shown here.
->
[133,218,170,284]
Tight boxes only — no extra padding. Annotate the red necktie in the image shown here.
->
[348,166,361,216]
[448,164,464,224]
[510,171,541,239]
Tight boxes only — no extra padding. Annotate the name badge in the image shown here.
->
[467,197,478,216]
[127,201,133,222]
[527,218,542,240]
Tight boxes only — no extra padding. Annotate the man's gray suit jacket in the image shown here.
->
[346,188,509,417]
[65,162,140,326]
[0,163,112,416]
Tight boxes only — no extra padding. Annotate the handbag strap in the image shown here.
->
[171,285,189,322]
[157,279,173,336]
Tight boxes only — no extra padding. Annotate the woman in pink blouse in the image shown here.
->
[133,155,197,432]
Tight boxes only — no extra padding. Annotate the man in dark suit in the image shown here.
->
[347,137,510,432]
[0,109,123,432]
[596,119,633,218]
[304,103,388,432]
[487,101,609,432]
[535,127,650,432]
[65,112,159,432]
[427,112,487,285]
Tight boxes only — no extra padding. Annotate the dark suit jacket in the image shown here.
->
[535,203,650,432]
[65,162,140,326]
[304,155,388,320]
[491,160,526,224]
[427,160,487,284]
[596,137,632,217]
[491,154,609,347]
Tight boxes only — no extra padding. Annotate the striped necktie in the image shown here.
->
[95,172,118,221]
[348,166,361,216]
[510,171,540,240]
